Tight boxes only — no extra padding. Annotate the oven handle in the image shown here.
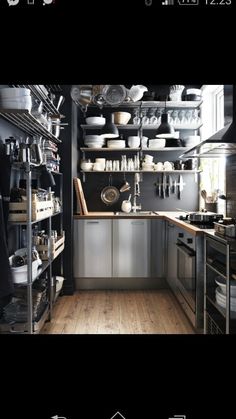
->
[176,243,196,257]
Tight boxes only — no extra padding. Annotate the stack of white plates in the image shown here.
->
[0,87,32,111]
[215,286,236,311]
[107,140,126,149]
[84,135,105,148]
[215,276,236,297]
[148,138,166,149]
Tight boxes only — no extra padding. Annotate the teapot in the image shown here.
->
[128,85,148,102]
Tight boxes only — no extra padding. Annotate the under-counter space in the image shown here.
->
[74,211,206,235]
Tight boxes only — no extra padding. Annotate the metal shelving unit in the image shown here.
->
[80,147,189,152]
[12,85,60,115]
[0,109,61,143]
[87,100,203,109]
[0,85,65,334]
[204,233,236,334]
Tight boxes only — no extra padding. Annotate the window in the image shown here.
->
[199,85,225,210]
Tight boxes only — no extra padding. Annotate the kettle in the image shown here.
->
[128,85,148,102]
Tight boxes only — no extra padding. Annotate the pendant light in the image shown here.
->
[156,97,175,136]
[100,113,119,138]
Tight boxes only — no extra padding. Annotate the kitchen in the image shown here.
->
[0,84,235,335]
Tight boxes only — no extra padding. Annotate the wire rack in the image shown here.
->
[0,109,61,143]
[12,85,59,115]
[206,313,223,334]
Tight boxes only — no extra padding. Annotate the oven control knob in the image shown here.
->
[187,238,193,244]
[178,233,184,238]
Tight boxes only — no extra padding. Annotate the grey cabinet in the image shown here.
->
[150,219,166,278]
[166,222,178,292]
[112,219,151,277]
[74,219,112,277]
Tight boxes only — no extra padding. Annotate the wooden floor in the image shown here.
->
[42,290,195,334]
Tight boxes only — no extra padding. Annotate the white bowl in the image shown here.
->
[85,116,105,125]
[186,88,202,96]
[215,277,236,297]
[84,134,103,141]
[81,162,93,171]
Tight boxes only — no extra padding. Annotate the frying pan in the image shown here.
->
[101,175,120,205]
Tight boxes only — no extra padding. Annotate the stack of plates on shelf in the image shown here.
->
[84,135,105,148]
[0,87,32,111]
[107,140,126,149]
[215,286,236,312]
[215,276,236,297]
[148,138,166,149]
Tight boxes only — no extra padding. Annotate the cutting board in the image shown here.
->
[73,178,83,214]
[74,177,88,215]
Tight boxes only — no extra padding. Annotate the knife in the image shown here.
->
[178,175,184,199]
[173,178,177,194]
[162,173,166,199]
[169,175,173,194]
[158,176,161,197]
[166,175,170,197]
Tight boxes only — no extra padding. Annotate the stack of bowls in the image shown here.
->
[142,154,154,171]
[107,139,126,149]
[84,135,105,148]
[85,116,105,125]
[80,161,94,171]
[0,87,32,111]
[148,138,166,149]
[128,136,140,148]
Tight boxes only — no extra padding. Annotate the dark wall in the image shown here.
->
[76,85,200,213]
[226,85,236,218]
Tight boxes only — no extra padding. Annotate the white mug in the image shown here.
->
[155,162,164,171]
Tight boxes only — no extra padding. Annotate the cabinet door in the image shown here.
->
[112,219,151,277]
[150,219,166,278]
[74,220,112,277]
[166,222,178,292]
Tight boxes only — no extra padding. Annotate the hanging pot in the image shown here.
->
[101,175,120,205]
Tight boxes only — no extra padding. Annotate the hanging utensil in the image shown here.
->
[169,175,173,194]
[101,174,120,206]
[178,175,184,200]
[201,189,207,202]
[120,172,131,192]
[162,173,166,199]
[166,175,170,197]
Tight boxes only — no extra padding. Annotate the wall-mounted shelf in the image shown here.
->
[0,109,61,143]
[80,123,203,131]
[81,170,201,174]
[80,147,190,152]
[87,100,203,109]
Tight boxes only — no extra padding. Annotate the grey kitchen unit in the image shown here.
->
[112,219,151,278]
[166,221,179,292]
[74,218,167,289]
[74,219,112,278]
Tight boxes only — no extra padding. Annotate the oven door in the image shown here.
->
[176,240,196,312]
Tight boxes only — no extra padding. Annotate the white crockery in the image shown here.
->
[93,162,104,171]
[85,116,105,125]
[81,162,93,171]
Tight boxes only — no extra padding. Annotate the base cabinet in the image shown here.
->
[74,220,112,277]
[112,219,151,278]
[166,222,178,293]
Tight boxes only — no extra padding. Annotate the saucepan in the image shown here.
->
[101,175,120,206]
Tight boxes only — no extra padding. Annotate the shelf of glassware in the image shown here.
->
[88,100,203,109]
[80,123,203,130]
[80,170,201,174]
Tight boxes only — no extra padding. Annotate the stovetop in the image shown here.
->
[175,216,215,229]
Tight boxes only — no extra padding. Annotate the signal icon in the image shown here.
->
[162,0,174,5]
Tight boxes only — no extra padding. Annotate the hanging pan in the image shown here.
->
[101,174,120,206]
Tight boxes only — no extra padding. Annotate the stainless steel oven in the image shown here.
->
[176,236,196,313]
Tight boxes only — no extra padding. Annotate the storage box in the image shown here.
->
[36,232,65,261]
[9,199,54,222]
[9,256,40,284]
[214,222,236,238]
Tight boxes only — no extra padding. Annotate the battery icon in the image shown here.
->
[178,0,199,4]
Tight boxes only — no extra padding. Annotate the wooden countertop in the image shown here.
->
[74,211,207,235]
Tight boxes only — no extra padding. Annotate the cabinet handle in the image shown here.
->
[131,221,144,225]
[86,221,100,224]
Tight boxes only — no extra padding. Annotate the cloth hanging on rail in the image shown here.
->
[0,141,14,306]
